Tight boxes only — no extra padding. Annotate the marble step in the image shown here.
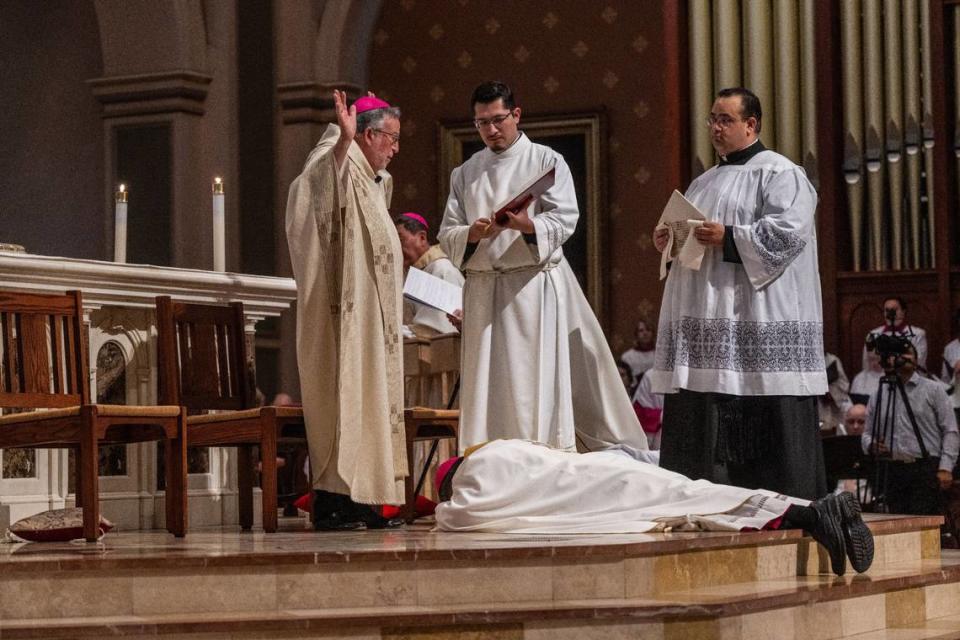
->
[0,515,946,639]
[2,552,959,639]
[845,613,960,639]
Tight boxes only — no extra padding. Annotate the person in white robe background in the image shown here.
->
[439,81,647,454]
[632,373,664,449]
[433,439,873,577]
[621,319,657,385]
[651,87,828,500]
[285,91,407,530]
[395,212,464,336]
[861,297,928,373]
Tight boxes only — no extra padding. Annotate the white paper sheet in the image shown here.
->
[656,190,707,280]
[403,266,463,316]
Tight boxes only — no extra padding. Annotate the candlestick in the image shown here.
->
[114,184,128,263]
[212,177,225,271]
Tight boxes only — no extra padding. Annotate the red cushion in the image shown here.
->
[9,508,114,542]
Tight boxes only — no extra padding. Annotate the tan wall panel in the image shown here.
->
[713,0,742,91]
[774,0,801,163]
[743,0,776,149]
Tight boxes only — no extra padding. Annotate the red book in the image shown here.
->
[492,165,556,225]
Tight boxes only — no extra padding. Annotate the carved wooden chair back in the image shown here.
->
[0,290,90,411]
[155,296,252,412]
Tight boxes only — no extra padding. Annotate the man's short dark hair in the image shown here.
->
[395,215,427,235]
[471,81,516,110]
[716,87,762,134]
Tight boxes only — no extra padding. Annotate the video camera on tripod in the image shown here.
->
[862,326,935,512]
[864,332,913,372]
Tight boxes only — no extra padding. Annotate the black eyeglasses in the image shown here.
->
[372,129,400,145]
[474,113,514,129]
[705,114,742,129]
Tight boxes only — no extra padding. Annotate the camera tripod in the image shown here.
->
[869,369,932,513]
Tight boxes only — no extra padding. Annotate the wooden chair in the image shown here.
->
[155,296,304,533]
[401,408,459,522]
[0,290,186,542]
[400,333,461,523]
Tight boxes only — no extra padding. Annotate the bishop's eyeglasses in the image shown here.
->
[372,129,400,146]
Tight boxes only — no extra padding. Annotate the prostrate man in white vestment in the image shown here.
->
[285,91,407,530]
[651,87,828,500]
[433,440,873,576]
[395,212,464,336]
[439,81,647,453]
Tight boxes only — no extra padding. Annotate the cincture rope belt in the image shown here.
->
[465,262,560,277]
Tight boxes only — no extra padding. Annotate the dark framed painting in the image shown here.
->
[438,111,607,325]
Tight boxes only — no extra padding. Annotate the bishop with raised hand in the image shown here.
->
[285,91,407,530]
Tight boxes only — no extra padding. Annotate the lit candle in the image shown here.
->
[114,184,128,263]
[212,177,225,271]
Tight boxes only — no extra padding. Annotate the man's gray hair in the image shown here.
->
[356,107,402,134]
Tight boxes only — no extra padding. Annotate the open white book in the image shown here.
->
[656,190,707,280]
[403,266,463,316]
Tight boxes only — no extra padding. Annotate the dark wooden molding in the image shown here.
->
[814,1,844,355]
[276,81,365,124]
[88,71,212,117]
[929,0,957,346]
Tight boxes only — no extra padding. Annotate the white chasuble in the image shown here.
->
[435,440,802,534]
[285,124,406,505]
[439,133,647,453]
[650,150,828,397]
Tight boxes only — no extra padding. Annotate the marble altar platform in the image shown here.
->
[1,514,959,639]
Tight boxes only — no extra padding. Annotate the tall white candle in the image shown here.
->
[212,177,225,271]
[114,184,128,263]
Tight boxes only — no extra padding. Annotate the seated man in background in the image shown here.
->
[851,349,883,406]
[840,403,868,436]
[434,439,873,577]
[819,352,852,433]
[395,212,464,336]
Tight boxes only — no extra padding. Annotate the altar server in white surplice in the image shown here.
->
[650,87,828,500]
[439,81,647,454]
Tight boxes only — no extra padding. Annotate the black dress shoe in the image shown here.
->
[312,512,365,531]
[354,504,405,529]
[810,493,850,576]
[312,491,364,531]
[836,492,874,574]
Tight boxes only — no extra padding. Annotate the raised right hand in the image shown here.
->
[333,90,356,141]
[653,227,669,252]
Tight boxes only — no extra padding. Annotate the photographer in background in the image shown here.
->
[861,341,958,516]
[861,297,928,373]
